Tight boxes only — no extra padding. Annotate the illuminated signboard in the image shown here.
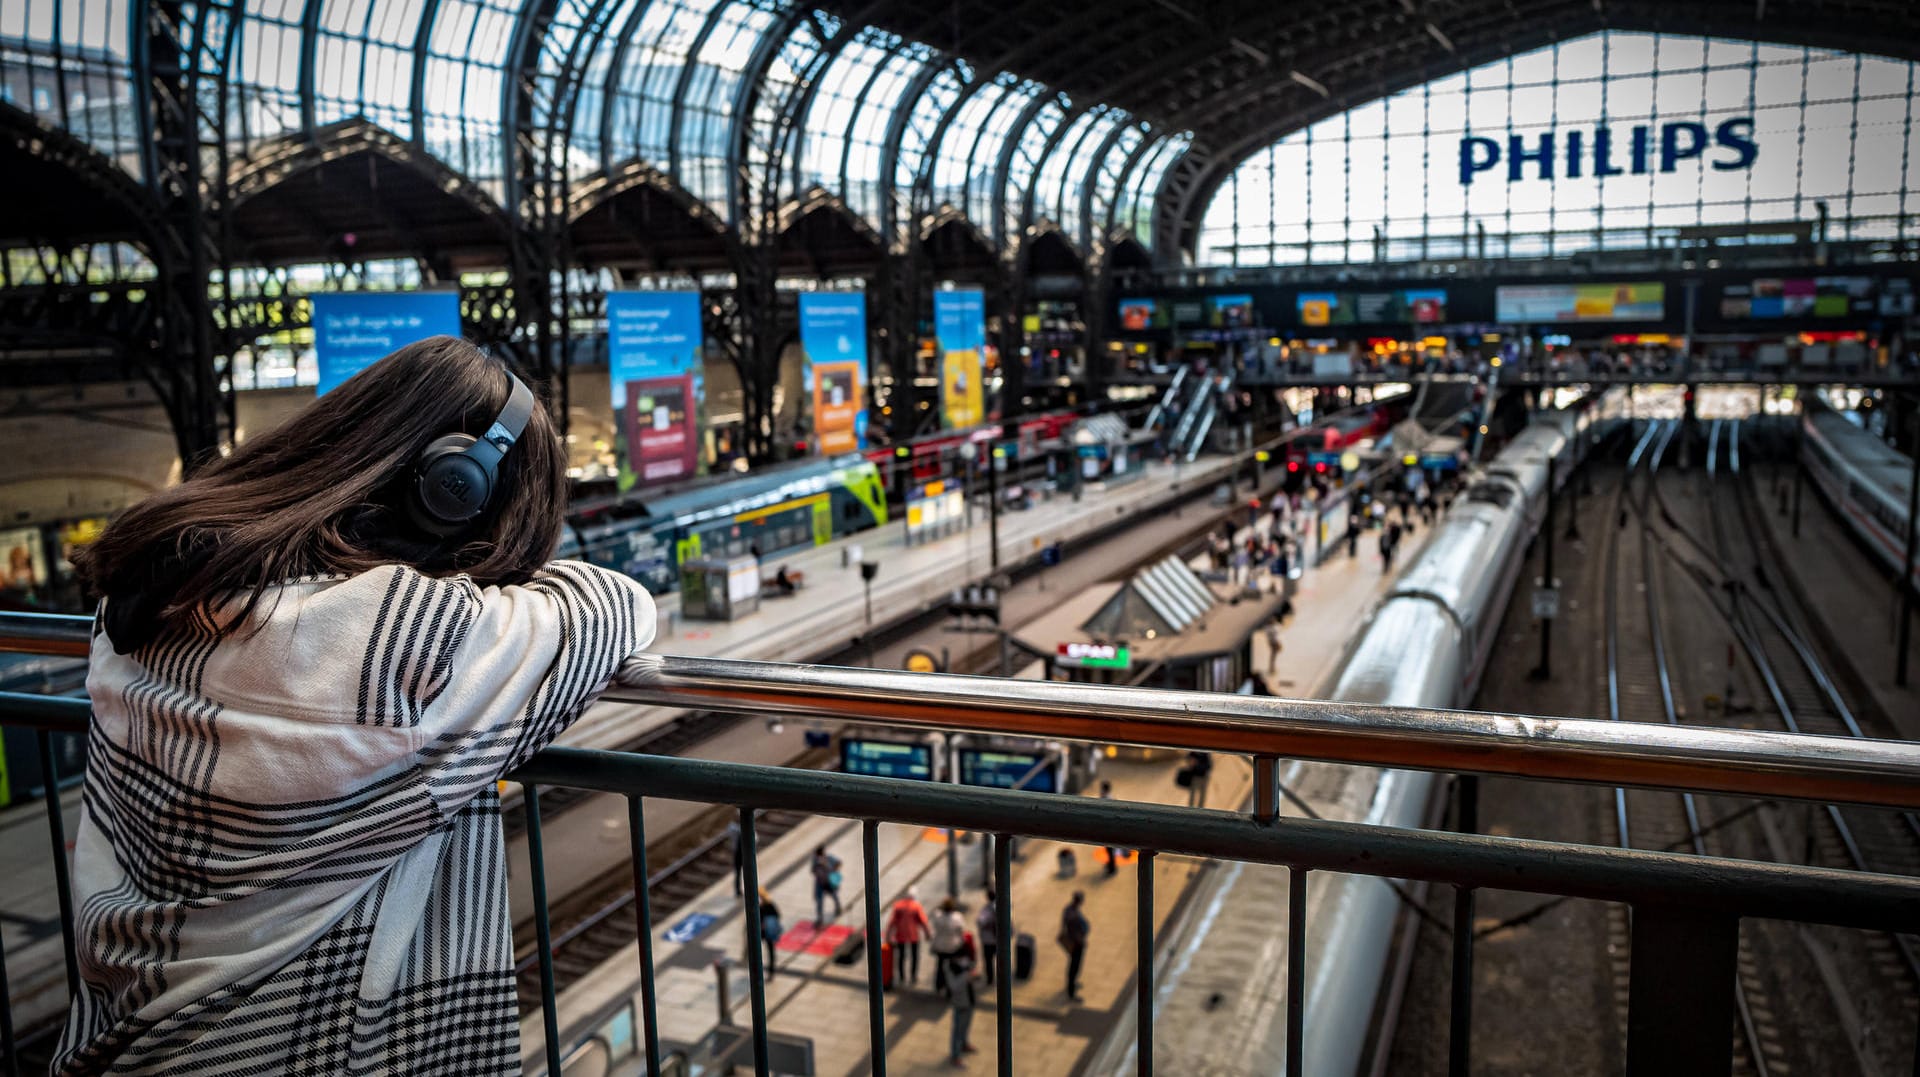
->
[840,739,934,780]
[1118,297,1167,330]
[958,749,1058,794]
[1055,642,1132,670]
[1718,277,1875,320]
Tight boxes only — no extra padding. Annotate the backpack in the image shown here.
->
[761,910,782,942]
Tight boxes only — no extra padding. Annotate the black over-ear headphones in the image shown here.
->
[408,369,538,537]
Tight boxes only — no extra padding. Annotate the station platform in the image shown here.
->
[525,497,1444,1075]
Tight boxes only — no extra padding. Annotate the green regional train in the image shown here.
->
[558,454,888,593]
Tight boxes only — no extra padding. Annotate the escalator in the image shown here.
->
[1181,371,1238,461]
[1165,370,1212,457]
[1144,364,1189,433]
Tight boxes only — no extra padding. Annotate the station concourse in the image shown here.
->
[5,2,1920,1075]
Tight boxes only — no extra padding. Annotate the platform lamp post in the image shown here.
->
[860,561,879,667]
[1530,457,1558,681]
[987,443,1003,571]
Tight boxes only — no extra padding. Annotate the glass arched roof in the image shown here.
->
[0,0,1185,256]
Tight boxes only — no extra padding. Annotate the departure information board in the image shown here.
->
[841,739,934,781]
[958,749,1057,793]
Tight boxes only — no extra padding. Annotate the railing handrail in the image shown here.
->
[12,610,1920,810]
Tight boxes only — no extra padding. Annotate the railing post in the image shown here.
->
[0,921,17,1077]
[36,730,79,1000]
[627,798,661,1077]
[1137,849,1156,1075]
[1286,866,1307,1075]
[738,807,771,1077]
[1626,905,1739,1077]
[862,820,887,1077]
[521,784,564,1077]
[1450,774,1480,1076]
[995,832,1013,1077]
[1253,755,1280,822]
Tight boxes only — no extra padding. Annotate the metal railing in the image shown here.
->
[4,611,1920,1076]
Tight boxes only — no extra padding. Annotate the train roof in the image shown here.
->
[1806,397,1913,508]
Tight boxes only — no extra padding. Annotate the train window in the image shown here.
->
[1464,483,1515,508]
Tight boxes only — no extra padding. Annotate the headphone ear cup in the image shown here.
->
[411,433,493,536]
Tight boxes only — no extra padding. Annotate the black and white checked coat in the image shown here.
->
[53,560,656,1075]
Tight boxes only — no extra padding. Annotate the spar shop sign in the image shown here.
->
[1459,118,1758,185]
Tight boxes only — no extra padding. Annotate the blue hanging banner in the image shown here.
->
[608,291,706,491]
[797,292,869,455]
[311,292,462,395]
[933,289,986,429]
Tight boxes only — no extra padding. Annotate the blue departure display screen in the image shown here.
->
[841,739,934,780]
[958,750,1056,793]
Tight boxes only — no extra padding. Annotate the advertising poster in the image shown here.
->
[311,292,463,394]
[608,290,705,491]
[1207,293,1255,328]
[1496,282,1665,323]
[1299,289,1448,327]
[798,292,869,455]
[1719,277,1875,319]
[1,527,47,594]
[1117,297,1166,330]
[934,289,987,430]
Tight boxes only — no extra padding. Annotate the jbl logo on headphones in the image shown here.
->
[439,472,472,504]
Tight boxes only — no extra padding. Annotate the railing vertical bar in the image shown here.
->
[1286,866,1307,1076]
[862,820,887,1077]
[738,807,770,1077]
[627,797,661,1077]
[521,784,564,1077]
[0,920,18,1077]
[36,731,78,1000]
[1448,884,1476,1077]
[995,833,1013,1077]
[1253,755,1280,822]
[1137,848,1156,1076]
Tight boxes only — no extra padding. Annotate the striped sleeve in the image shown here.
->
[416,561,656,818]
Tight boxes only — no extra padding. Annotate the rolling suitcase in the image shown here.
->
[1013,933,1036,982]
[880,941,895,990]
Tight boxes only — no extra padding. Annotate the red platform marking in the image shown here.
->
[777,922,853,954]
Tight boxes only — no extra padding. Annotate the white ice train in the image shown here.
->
[1113,390,1628,1075]
[1801,393,1917,591]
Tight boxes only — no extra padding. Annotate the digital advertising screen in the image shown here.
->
[608,291,706,490]
[1207,293,1256,328]
[310,291,462,395]
[1117,297,1165,331]
[934,288,987,430]
[1495,282,1665,323]
[0,527,48,595]
[1719,276,1875,319]
[841,739,934,781]
[958,749,1057,793]
[799,292,870,455]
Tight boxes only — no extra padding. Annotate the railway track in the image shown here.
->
[1604,419,1776,1076]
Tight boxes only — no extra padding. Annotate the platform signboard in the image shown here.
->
[1495,282,1664,323]
[840,738,934,781]
[958,749,1058,793]
[311,291,461,395]
[1054,642,1131,670]
[799,292,868,455]
[608,290,705,491]
[934,288,987,430]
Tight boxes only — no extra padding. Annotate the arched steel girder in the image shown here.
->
[1101,129,1166,241]
[594,0,655,175]
[1074,118,1132,255]
[1012,100,1093,265]
[1040,107,1111,241]
[988,91,1061,251]
[876,58,952,253]
[956,81,1037,236]
[830,37,918,223]
[668,2,738,194]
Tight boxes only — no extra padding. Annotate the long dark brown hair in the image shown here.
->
[76,336,567,649]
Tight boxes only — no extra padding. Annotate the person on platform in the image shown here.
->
[1059,892,1091,1001]
[887,887,931,987]
[55,337,659,1076]
[774,564,797,595]
[942,949,980,1067]
[758,888,784,978]
[930,897,969,995]
[976,889,1001,986]
[812,845,844,926]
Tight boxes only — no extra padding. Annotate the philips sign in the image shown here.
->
[1459,118,1757,185]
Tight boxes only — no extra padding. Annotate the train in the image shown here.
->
[1801,393,1918,590]
[558,454,887,594]
[862,408,1090,493]
[1129,388,1629,1074]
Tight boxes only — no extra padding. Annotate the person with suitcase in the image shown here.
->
[757,888,783,979]
[1058,891,1090,1001]
[930,897,968,997]
[887,887,930,988]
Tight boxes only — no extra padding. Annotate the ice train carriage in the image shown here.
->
[1801,393,1917,591]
